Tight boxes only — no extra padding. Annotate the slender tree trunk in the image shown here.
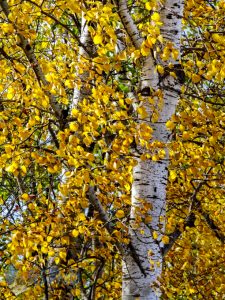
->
[122,1,184,299]
[72,12,93,108]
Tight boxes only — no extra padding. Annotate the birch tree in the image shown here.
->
[0,0,224,299]
[119,1,185,299]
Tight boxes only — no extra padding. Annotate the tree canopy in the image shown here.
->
[0,0,224,299]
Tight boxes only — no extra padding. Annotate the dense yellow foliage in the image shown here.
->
[0,0,223,299]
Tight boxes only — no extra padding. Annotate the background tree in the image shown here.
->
[0,0,224,300]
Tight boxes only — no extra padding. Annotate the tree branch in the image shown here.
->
[163,178,225,257]
[41,268,49,300]
[196,200,225,243]
[25,0,93,57]
[162,212,196,257]
[87,186,146,276]
[0,0,62,119]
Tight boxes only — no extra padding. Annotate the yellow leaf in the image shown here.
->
[41,246,48,254]
[55,257,60,265]
[21,165,27,174]
[189,288,196,294]
[42,98,49,108]
[83,135,93,146]
[47,166,57,173]
[137,106,148,118]
[69,122,79,132]
[169,71,177,78]
[141,46,150,56]
[162,235,170,244]
[48,249,55,257]
[166,120,175,130]
[152,155,158,161]
[191,74,201,83]
[28,202,35,210]
[171,48,179,60]
[1,23,14,34]
[124,183,131,191]
[179,124,185,132]
[158,149,166,158]
[151,12,160,22]
[7,87,14,99]
[0,281,7,287]
[145,215,152,223]
[115,210,125,219]
[85,153,94,161]
[146,36,156,47]
[181,261,188,270]
[74,289,81,297]
[212,33,220,43]
[114,282,121,289]
[145,1,154,10]
[21,193,29,201]
[209,136,217,145]
[72,229,79,237]
[59,251,66,261]
[169,170,177,182]
[71,108,79,117]
[78,213,86,221]
[47,236,53,243]
[116,50,127,61]
[157,65,164,74]
[182,131,190,139]
[65,79,74,88]
[131,50,141,60]
[153,231,158,239]
[93,34,103,45]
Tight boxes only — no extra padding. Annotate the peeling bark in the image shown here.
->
[121,1,184,299]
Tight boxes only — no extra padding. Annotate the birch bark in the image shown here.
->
[72,12,93,108]
[121,1,184,299]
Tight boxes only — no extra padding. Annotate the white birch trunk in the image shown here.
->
[61,13,92,193]
[72,13,92,108]
[122,1,184,299]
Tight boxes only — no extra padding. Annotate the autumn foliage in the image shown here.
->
[0,0,224,299]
